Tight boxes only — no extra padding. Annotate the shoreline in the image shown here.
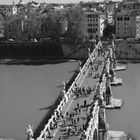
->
[0,58,79,65]
[0,58,140,65]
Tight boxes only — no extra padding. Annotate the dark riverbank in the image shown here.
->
[0,57,87,65]
[0,42,64,59]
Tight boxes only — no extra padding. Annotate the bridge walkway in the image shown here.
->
[48,58,105,140]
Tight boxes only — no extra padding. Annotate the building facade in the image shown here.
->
[84,9,105,41]
[115,0,140,39]
[115,14,136,39]
[136,16,140,39]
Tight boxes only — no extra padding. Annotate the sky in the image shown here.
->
[0,0,95,5]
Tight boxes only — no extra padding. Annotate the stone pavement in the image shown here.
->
[48,58,105,140]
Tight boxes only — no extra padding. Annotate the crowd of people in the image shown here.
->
[27,42,108,140]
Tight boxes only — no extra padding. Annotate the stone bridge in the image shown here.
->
[26,40,127,140]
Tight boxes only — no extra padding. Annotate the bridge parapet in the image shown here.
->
[84,101,99,140]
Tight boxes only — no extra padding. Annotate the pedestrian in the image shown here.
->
[84,100,87,108]
[58,136,61,140]
[66,112,69,117]
[82,122,85,130]
[67,126,71,137]
[73,118,76,124]
[77,116,80,123]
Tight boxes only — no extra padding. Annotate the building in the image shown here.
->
[115,14,136,39]
[136,16,140,39]
[84,8,105,41]
[115,0,140,39]
[0,4,17,18]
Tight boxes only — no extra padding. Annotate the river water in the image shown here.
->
[0,61,140,140]
[106,63,140,140]
[0,61,78,140]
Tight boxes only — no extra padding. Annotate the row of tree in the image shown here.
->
[3,5,88,46]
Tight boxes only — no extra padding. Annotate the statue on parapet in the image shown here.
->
[26,124,34,140]
[62,81,66,91]
[88,48,91,57]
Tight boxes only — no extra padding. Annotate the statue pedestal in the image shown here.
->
[114,65,127,71]
[111,77,122,86]
[107,130,129,140]
[105,97,123,109]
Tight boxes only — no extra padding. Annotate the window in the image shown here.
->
[90,36,93,39]
[117,17,123,21]
[88,24,92,26]
[124,17,130,21]
[87,15,92,18]
[95,15,98,18]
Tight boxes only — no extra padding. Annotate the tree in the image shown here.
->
[4,15,23,42]
[40,9,66,41]
[64,5,87,46]
[4,7,42,42]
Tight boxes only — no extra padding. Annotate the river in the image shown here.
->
[106,63,140,140]
[0,61,78,140]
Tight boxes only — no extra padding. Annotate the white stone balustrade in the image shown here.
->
[84,54,112,140]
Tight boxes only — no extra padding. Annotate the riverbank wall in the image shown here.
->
[1,40,140,63]
[0,42,64,59]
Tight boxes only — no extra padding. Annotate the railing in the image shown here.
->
[36,41,103,140]
[84,51,111,140]
[84,100,99,140]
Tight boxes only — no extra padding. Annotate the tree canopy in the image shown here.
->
[4,5,87,45]
[65,5,87,46]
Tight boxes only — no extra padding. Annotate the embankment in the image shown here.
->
[0,42,64,59]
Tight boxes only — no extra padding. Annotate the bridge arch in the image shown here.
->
[93,128,98,140]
